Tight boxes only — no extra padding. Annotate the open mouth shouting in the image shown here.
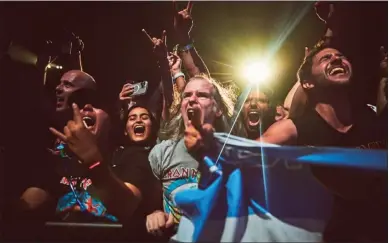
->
[82,116,96,129]
[187,108,195,121]
[82,115,97,136]
[133,124,146,136]
[247,110,261,127]
[56,96,66,108]
[81,107,97,133]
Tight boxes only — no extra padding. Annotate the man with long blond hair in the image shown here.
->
[145,74,235,237]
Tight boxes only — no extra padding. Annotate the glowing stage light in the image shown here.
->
[47,63,63,70]
[242,61,271,84]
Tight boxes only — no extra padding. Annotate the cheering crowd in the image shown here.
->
[1,1,387,242]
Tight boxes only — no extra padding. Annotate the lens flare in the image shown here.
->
[242,61,271,84]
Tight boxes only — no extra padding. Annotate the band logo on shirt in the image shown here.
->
[163,167,199,180]
[60,177,93,190]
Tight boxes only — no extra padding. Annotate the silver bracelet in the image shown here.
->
[173,72,185,82]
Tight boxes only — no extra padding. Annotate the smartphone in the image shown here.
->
[129,81,148,97]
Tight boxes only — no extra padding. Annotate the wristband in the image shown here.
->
[173,72,185,81]
[178,43,194,52]
[89,161,101,170]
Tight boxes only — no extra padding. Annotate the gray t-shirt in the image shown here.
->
[148,138,200,224]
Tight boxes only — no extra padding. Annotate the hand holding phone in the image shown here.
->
[130,81,148,97]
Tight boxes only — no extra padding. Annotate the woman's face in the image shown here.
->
[242,90,270,132]
[125,107,152,143]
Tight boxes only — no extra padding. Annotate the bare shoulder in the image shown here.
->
[259,119,298,145]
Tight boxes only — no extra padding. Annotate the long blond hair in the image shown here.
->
[162,74,236,141]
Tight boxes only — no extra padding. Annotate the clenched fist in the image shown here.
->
[146,210,174,236]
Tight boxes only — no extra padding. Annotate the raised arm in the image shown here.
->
[146,30,174,122]
[61,34,84,71]
[173,1,210,77]
[49,104,143,222]
[315,1,335,44]
[286,2,335,118]
[257,118,298,145]
[168,50,186,92]
[283,48,310,119]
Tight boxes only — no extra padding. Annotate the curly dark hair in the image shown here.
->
[297,40,332,85]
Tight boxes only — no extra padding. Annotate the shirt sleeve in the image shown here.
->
[148,142,165,181]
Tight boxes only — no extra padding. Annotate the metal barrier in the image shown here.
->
[43,221,126,241]
[45,221,123,228]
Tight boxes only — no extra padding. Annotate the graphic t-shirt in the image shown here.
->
[149,139,200,224]
[31,143,162,241]
[52,142,117,222]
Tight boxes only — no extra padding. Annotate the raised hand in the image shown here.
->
[168,50,182,74]
[49,103,102,165]
[314,1,335,24]
[142,29,168,60]
[173,1,194,42]
[184,108,215,156]
[71,33,85,53]
[119,83,134,102]
[380,46,388,77]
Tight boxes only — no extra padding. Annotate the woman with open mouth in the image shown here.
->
[109,103,164,241]
[231,86,275,140]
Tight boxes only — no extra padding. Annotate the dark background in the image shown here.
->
[1,2,388,103]
[0,1,387,196]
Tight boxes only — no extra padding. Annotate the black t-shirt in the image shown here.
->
[110,145,163,241]
[291,107,387,242]
[39,143,118,223]
[32,143,162,241]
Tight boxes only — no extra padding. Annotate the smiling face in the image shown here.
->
[125,107,152,143]
[311,48,353,87]
[242,90,270,132]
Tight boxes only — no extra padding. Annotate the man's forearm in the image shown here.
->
[175,76,186,92]
[159,60,174,121]
[179,45,210,78]
[89,165,141,222]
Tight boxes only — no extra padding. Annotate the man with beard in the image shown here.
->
[258,44,387,242]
